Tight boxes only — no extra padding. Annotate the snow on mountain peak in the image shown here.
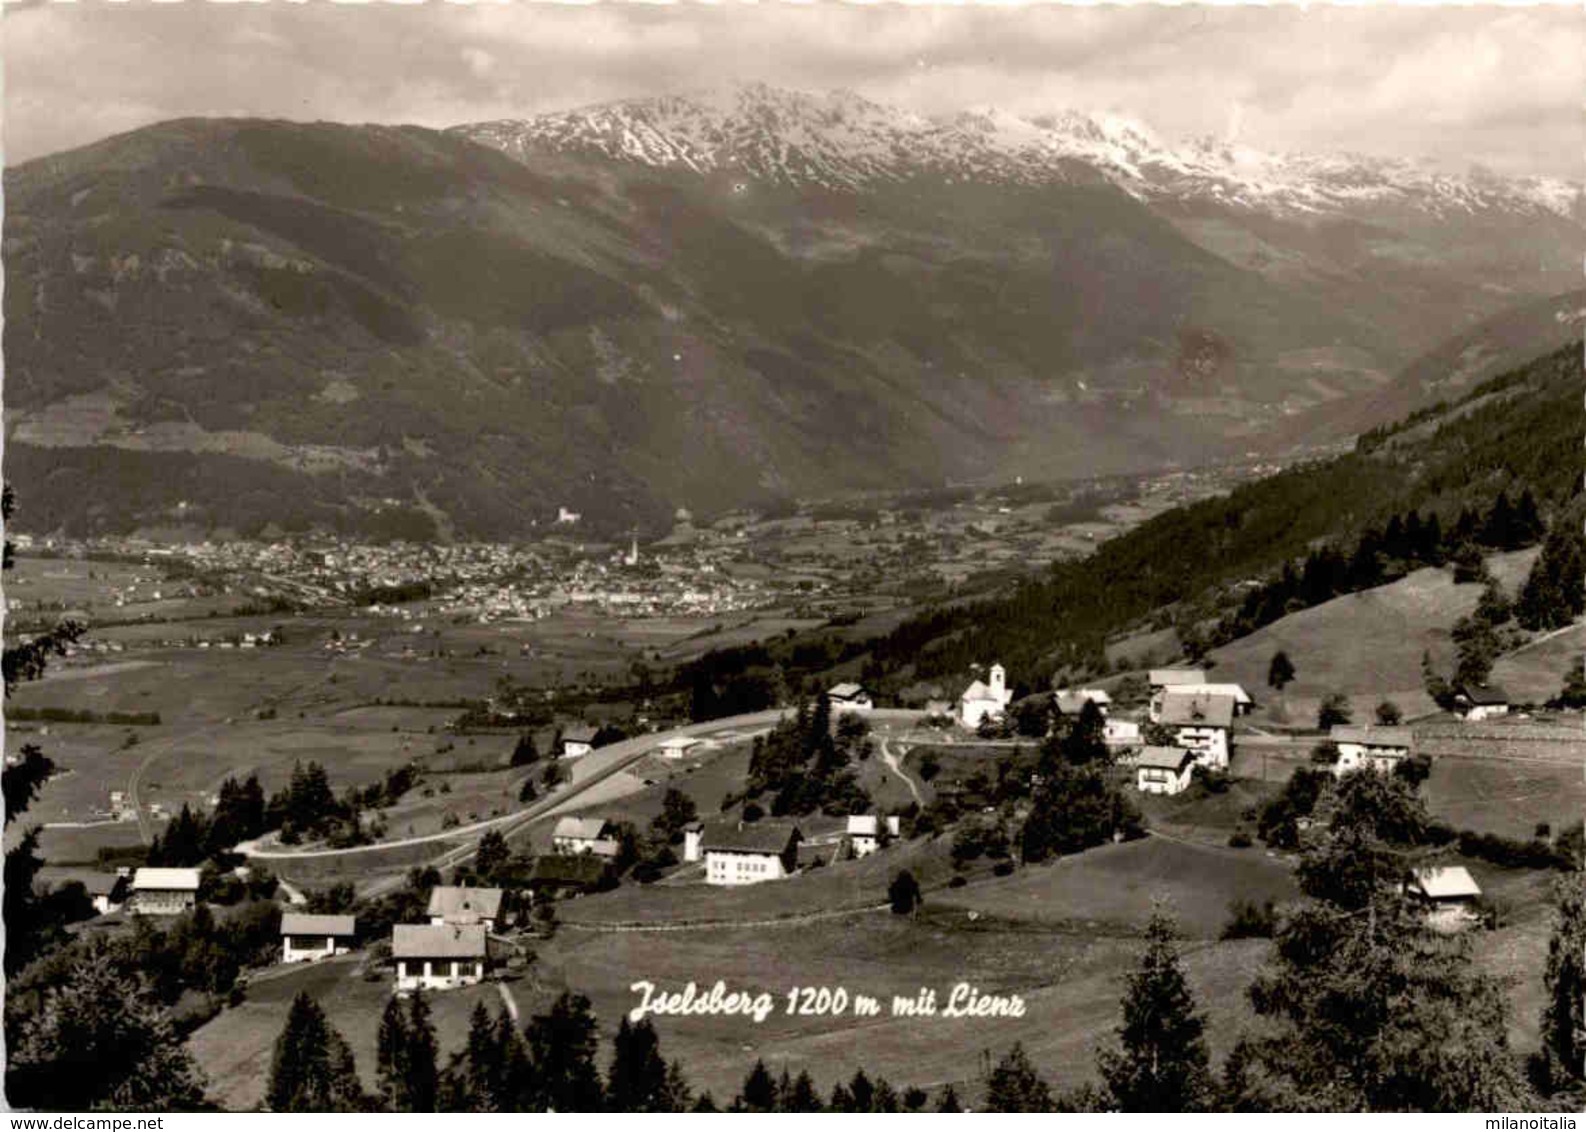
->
[454,84,1580,220]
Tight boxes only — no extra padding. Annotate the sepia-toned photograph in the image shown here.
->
[1,0,1582,1116]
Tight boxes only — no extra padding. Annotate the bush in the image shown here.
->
[1220,898,1277,940]
[741,802,764,823]
[948,875,967,889]
[991,861,1015,877]
[1228,829,1253,849]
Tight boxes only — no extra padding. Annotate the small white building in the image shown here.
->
[551,816,619,858]
[84,873,129,916]
[392,924,488,992]
[845,814,900,857]
[658,735,703,761]
[702,823,802,886]
[682,820,704,863]
[1103,719,1141,747]
[281,912,357,963]
[959,664,1013,729]
[1158,691,1236,770]
[1455,684,1510,722]
[1406,866,1482,931]
[426,886,504,933]
[559,725,599,760]
[130,867,201,916]
[1053,688,1111,717]
[1133,746,1196,796]
[1330,725,1414,775]
[828,683,874,713]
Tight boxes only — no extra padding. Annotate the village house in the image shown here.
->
[558,724,600,759]
[130,867,201,916]
[1330,724,1414,775]
[1104,719,1142,747]
[1406,865,1482,931]
[658,735,703,761]
[1053,688,1111,717]
[682,820,704,863]
[1132,746,1197,796]
[426,885,505,932]
[1158,690,1236,770]
[1171,682,1254,716]
[392,924,488,992]
[827,682,874,713]
[1147,668,1207,719]
[959,664,1013,729]
[280,912,358,963]
[85,873,130,916]
[845,814,901,858]
[702,822,802,886]
[1455,684,1510,722]
[551,815,620,858]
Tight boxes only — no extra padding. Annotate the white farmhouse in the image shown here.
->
[1133,746,1196,796]
[551,816,619,858]
[559,724,599,760]
[130,867,201,916]
[1330,725,1413,775]
[959,664,1012,729]
[702,822,802,886]
[1158,691,1236,770]
[845,814,898,857]
[1455,684,1510,722]
[281,912,357,963]
[393,924,488,992]
[426,885,505,933]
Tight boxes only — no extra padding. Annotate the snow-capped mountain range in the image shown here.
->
[455,83,1580,220]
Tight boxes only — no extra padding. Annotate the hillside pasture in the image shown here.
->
[1489,622,1586,705]
[932,835,1299,939]
[1208,549,1538,725]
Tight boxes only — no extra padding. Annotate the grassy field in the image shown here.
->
[1490,622,1586,705]
[187,955,502,1111]
[1209,549,1538,724]
[1419,757,1584,841]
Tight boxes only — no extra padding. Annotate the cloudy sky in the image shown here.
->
[4,2,1579,178]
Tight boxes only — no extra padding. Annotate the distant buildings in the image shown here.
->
[523,855,610,900]
[702,822,802,886]
[1330,725,1413,775]
[281,913,357,963]
[393,924,488,992]
[959,664,1012,729]
[551,816,620,858]
[559,725,599,760]
[1148,668,1207,719]
[828,683,874,713]
[1133,746,1197,796]
[130,867,201,916]
[1054,688,1111,718]
[658,735,703,761]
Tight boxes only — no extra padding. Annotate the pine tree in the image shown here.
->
[510,733,540,767]
[1533,878,1585,1096]
[460,1002,506,1111]
[376,996,410,1110]
[983,1042,1053,1112]
[737,1059,778,1111]
[1096,909,1215,1111]
[1267,650,1296,692]
[935,1083,964,1112]
[266,992,364,1112]
[783,1070,823,1112]
[607,1017,670,1111]
[474,831,510,881]
[525,991,603,1111]
[404,991,440,1111]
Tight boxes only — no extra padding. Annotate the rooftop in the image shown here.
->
[392,923,487,960]
[1149,668,1208,687]
[562,725,600,744]
[281,913,357,937]
[1330,725,1414,749]
[1411,866,1482,900]
[1458,684,1510,705]
[1158,691,1236,729]
[701,821,802,855]
[1134,746,1195,771]
[828,682,867,699]
[552,816,611,841]
[132,867,201,892]
[426,885,504,922]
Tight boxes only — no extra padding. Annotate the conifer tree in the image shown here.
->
[935,1083,964,1112]
[1533,878,1585,1097]
[1096,909,1215,1111]
[404,992,440,1111]
[737,1059,778,1112]
[375,996,410,1110]
[525,991,603,1111]
[607,1016,670,1112]
[266,993,364,1112]
[983,1043,1053,1112]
